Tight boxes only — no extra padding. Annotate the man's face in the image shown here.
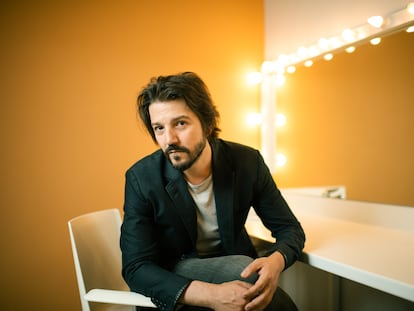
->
[149,99,207,171]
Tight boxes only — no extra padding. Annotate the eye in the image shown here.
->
[153,125,164,133]
[176,120,187,127]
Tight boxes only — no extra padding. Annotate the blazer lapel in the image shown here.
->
[212,141,236,253]
[164,162,198,246]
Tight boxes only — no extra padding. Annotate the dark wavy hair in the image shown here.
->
[137,72,221,143]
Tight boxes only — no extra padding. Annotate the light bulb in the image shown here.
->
[370,37,381,45]
[275,113,286,127]
[276,153,287,167]
[368,16,384,28]
[407,25,414,33]
[304,60,313,67]
[297,46,308,58]
[345,46,356,53]
[408,3,414,14]
[342,28,355,42]
[324,53,334,61]
[286,65,296,74]
[246,113,263,126]
[318,37,330,50]
[247,72,263,85]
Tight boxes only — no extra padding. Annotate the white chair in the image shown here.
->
[68,208,156,311]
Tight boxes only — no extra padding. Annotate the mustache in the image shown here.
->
[165,144,190,154]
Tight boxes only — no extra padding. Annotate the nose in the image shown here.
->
[164,127,178,146]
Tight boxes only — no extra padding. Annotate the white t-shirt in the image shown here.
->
[187,175,222,256]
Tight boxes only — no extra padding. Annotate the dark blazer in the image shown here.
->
[120,139,305,311]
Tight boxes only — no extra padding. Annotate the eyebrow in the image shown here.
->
[151,115,191,127]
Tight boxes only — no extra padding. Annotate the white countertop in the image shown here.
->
[246,192,414,302]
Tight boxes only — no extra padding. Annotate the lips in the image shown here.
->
[168,150,184,155]
[164,145,190,162]
[166,145,189,154]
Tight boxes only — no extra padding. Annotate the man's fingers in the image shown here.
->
[245,292,268,311]
[243,283,262,300]
[240,259,261,278]
[233,280,254,289]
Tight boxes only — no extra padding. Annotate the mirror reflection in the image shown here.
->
[274,29,414,207]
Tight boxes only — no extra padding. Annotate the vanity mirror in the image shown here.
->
[260,5,414,206]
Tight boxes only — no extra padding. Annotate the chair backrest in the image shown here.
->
[68,209,132,311]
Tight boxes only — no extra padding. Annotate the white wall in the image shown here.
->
[265,0,412,59]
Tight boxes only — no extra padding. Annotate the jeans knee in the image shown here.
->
[226,255,258,284]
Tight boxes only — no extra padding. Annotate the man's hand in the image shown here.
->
[209,280,254,311]
[180,279,253,311]
[240,251,285,311]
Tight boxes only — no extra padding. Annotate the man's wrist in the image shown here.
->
[270,249,287,271]
[179,280,217,309]
[276,249,288,267]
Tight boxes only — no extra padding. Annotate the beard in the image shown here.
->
[164,138,207,172]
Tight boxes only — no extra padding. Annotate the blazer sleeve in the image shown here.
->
[120,168,191,311]
[251,150,306,268]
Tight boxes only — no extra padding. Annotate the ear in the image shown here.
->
[205,126,213,138]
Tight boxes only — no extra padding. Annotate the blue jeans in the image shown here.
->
[172,255,298,311]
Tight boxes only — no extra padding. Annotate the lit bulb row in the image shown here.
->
[246,112,286,127]
[248,3,414,170]
[258,3,414,76]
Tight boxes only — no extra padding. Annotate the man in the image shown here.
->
[120,72,305,311]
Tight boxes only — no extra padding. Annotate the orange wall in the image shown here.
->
[0,1,263,309]
[275,31,414,206]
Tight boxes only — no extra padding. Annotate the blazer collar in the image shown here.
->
[164,156,198,246]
